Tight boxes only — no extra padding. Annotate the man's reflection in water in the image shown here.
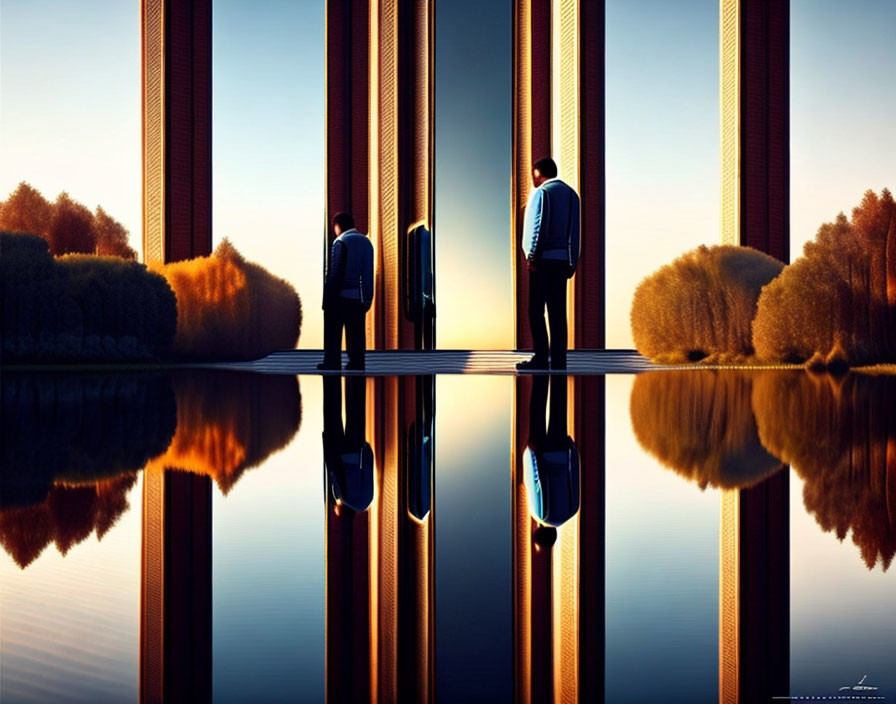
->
[516,374,582,704]
[323,375,373,513]
[324,375,436,703]
[323,375,373,704]
[524,374,579,538]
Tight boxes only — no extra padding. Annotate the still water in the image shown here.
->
[2,371,895,703]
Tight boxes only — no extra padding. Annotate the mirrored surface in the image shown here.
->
[3,370,896,702]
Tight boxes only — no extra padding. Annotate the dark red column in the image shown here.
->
[141,0,212,264]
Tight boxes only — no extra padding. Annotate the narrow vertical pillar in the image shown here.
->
[515,0,605,352]
[141,3,213,698]
[719,2,790,701]
[512,0,551,351]
[370,0,434,350]
[141,467,213,704]
[326,0,370,247]
[141,0,212,264]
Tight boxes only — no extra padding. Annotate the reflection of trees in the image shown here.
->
[1,371,302,567]
[0,474,137,568]
[754,372,896,570]
[1,373,176,506]
[146,372,302,493]
[630,371,783,490]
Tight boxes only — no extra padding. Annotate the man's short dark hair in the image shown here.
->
[533,157,557,179]
[333,212,355,232]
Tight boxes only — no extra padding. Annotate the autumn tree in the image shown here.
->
[48,192,95,254]
[753,189,896,365]
[0,182,54,238]
[94,206,137,259]
[1,183,137,259]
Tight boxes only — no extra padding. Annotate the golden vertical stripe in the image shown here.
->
[552,0,580,349]
[720,0,740,246]
[554,516,580,704]
[512,0,533,346]
[141,465,165,702]
[719,489,740,703]
[142,0,165,264]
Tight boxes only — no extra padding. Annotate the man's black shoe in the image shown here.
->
[317,361,342,371]
[516,357,548,371]
[550,361,567,371]
[345,362,366,371]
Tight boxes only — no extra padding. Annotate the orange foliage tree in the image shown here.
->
[0,182,136,259]
[753,189,896,366]
[631,245,785,363]
[153,239,302,360]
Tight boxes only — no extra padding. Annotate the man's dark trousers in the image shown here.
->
[528,260,568,369]
[323,298,367,368]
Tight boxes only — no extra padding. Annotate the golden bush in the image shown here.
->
[154,239,302,360]
[753,189,896,365]
[631,245,784,363]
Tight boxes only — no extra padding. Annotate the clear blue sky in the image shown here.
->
[1,0,894,348]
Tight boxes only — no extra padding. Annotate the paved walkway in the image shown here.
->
[205,349,654,375]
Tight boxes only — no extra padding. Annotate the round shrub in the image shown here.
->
[631,245,785,363]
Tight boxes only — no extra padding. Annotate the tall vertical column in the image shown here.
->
[512,0,551,351]
[141,3,213,699]
[719,2,790,702]
[370,0,434,350]
[142,0,212,264]
[514,0,605,352]
[326,0,370,251]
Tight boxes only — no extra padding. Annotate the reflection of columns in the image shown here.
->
[141,0,212,264]
[370,375,435,703]
[141,467,213,704]
[370,0,434,351]
[719,2,789,701]
[328,376,434,702]
[512,375,604,703]
[513,0,605,351]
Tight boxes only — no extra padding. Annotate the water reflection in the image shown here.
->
[325,375,435,703]
[633,369,896,571]
[513,375,604,704]
[0,371,302,568]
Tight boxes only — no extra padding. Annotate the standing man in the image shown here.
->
[319,212,374,371]
[517,157,581,371]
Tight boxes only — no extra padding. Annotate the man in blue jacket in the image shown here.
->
[517,157,581,371]
[319,212,375,371]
